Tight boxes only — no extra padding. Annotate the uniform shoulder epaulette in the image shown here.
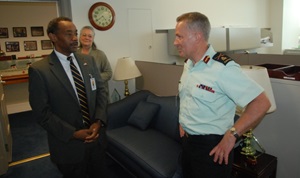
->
[212,53,232,65]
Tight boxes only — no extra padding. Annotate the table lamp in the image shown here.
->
[237,65,276,165]
[113,57,142,96]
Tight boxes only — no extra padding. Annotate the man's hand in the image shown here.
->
[84,122,101,143]
[73,129,93,141]
[179,124,185,138]
[73,121,101,143]
[209,131,236,165]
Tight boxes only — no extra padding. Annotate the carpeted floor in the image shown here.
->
[2,156,62,178]
[9,111,48,162]
[0,111,134,178]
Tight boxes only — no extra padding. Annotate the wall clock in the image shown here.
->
[88,2,115,31]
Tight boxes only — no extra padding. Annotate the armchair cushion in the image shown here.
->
[127,100,160,130]
[146,95,180,142]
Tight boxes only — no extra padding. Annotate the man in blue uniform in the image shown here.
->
[174,12,271,178]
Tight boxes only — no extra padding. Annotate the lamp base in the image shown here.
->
[240,129,265,165]
[240,130,257,157]
[124,80,130,96]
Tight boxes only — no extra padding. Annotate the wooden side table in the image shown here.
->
[232,148,277,178]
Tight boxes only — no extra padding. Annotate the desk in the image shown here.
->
[1,74,28,85]
[0,58,42,114]
[0,68,30,114]
[232,149,277,178]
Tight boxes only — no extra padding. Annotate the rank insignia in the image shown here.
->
[213,53,232,65]
[203,55,210,64]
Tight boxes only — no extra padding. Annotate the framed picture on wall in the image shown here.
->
[41,40,53,50]
[0,28,9,38]
[31,26,44,37]
[24,41,37,51]
[5,41,20,52]
[13,27,27,37]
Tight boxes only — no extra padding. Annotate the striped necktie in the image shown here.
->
[67,56,91,127]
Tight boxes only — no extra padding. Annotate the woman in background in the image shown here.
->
[77,26,113,102]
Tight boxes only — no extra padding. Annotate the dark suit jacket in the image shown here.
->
[29,51,107,164]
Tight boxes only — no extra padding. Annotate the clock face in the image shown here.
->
[88,2,115,31]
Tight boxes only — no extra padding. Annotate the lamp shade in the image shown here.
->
[113,57,142,81]
[241,65,276,113]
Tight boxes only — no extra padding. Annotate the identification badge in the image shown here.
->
[90,77,96,90]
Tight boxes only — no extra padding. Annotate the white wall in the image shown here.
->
[254,79,300,178]
[266,0,284,54]
[282,0,300,50]
[267,0,300,54]
[71,0,271,98]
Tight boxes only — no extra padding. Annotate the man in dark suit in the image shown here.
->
[29,17,108,178]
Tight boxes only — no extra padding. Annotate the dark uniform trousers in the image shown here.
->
[181,133,233,178]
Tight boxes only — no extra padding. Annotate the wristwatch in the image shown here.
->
[230,127,239,140]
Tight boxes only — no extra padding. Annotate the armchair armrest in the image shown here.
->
[107,90,153,130]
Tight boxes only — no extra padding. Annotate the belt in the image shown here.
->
[184,132,223,141]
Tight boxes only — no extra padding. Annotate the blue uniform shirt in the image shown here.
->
[179,45,263,135]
